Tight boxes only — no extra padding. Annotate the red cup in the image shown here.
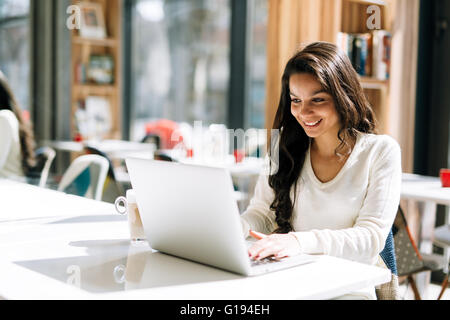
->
[234,149,245,163]
[440,169,450,188]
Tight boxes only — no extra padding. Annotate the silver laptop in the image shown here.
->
[125,158,317,276]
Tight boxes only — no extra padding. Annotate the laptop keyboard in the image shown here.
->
[250,256,279,267]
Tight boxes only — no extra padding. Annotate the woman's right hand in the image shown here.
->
[247,230,301,261]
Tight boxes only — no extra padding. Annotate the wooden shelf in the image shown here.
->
[345,0,387,6]
[73,84,117,95]
[71,0,122,141]
[340,0,393,134]
[73,36,118,47]
[359,76,389,90]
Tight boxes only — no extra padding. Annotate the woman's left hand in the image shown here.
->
[248,230,301,260]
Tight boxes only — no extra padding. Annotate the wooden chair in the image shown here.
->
[393,206,447,300]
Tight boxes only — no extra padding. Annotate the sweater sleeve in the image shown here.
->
[0,113,13,170]
[291,139,402,264]
[240,160,278,238]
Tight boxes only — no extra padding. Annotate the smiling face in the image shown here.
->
[289,73,341,142]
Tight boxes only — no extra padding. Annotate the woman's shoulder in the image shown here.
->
[0,109,18,126]
[358,132,401,158]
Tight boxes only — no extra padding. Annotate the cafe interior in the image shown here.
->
[0,0,449,301]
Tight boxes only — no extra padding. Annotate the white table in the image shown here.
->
[0,180,391,300]
[41,139,156,161]
[401,173,449,298]
[0,179,114,222]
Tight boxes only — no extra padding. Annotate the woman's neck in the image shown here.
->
[311,132,355,159]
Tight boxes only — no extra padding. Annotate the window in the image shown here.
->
[127,0,268,141]
[0,0,30,112]
[130,0,230,140]
[246,0,268,129]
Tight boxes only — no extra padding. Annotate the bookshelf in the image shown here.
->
[265,0,398,136]
[338,0,393,134]
[71,0,122,141]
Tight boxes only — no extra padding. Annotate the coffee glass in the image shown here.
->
[115,189,146,244]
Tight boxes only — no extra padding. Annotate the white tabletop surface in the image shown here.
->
[0,180,391,300]
[0,179,114,222]
[42,140,156,161]
[401,173,450,205]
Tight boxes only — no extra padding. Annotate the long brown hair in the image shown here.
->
[0,70,36,175]
[269,42,377,234]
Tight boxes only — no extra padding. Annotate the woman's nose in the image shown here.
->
[298,102,314,117]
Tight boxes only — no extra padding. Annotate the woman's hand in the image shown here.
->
[248,230,301,260]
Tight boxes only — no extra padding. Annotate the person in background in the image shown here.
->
[0,70,36,180]
[240,42,402,300]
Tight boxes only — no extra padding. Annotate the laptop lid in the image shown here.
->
[125,158,250,275]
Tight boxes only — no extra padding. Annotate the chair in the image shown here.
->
[153,150,176,162]
[144,119,183,150]
[84,146,124,203]
[433,224,450,299]
[26,147,56,188]
[391,206,447,300]
[35,147,56,188]
[141,133,161,150]
[58,155,109,201]
[378,229,399,300]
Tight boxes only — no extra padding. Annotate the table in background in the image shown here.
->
[42,140,156,161]
[43,140,263,206]
[401,173,449,298]
[0,180,391,300]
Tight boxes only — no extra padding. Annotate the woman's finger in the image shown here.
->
[248,238,272,259]
[249,238,283,260]
[255,246,281,260]
[275,249,290,260]
[249,230,267,240]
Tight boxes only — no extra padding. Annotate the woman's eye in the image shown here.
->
[312,98,325,103]
[291,99,301,104]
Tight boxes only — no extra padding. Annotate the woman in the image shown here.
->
[0,70,36,180]
[241,42,401,300]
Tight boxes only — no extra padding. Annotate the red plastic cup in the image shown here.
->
[74,132,83,142]
[440,169,450,188]
[234,149,245,163]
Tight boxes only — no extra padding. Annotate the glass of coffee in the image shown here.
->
[115,189,146,244]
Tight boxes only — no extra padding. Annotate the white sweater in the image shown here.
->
[241,132,402,298]
[0,109,24,179]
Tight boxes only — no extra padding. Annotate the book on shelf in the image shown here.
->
[75,61,87,84]
[337,30,391,80]
[372,30,391,80]
[74,96,112,140]
[87,55,115,85]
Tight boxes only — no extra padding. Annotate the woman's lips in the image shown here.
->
[303,119,322,128]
